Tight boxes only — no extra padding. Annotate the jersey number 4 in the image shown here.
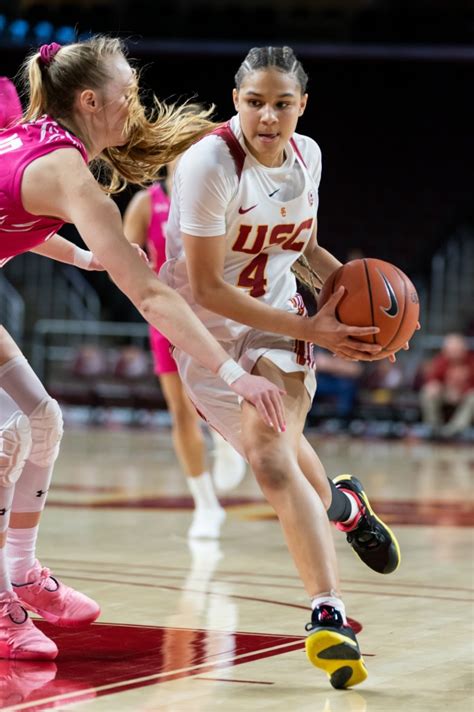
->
[237,254,269,297]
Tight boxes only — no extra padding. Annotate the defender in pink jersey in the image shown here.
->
[0,37,287,661]
[160,46,412,689]
[124,168,246,540]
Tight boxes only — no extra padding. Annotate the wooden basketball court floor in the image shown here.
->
[2,425,473,711]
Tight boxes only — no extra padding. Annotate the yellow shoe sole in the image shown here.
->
[305,628,368,689]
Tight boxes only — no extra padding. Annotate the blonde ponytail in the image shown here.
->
[99,95,217,193]
[19,35,218,193]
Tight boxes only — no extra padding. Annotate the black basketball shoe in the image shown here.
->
[333,474,401,574]
[305,605,368,689]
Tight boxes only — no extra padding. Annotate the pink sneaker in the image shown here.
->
[0,591,58,660]
[13,561,100,628]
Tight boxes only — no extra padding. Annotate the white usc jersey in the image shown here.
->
[160,114,321,344]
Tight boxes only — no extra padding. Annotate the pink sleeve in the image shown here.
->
[0,78,22,129]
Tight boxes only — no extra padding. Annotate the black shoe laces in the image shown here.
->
[348,514,385,549]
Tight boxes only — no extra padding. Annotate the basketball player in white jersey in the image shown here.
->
[160,46,404,689]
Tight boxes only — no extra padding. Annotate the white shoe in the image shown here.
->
[188,507,226,539]
[211,433,246,492]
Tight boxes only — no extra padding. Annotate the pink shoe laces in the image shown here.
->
[14,566,65,614]
[0,595,28,624]
[25,567,60,595]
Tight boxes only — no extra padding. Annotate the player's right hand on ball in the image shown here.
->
[231,374,286,432]
[308,287,383,361]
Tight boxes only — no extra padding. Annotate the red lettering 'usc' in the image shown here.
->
[232,218,314,256]
[232,224,269,254]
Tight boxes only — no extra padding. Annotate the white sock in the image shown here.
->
[7,526,38,584]
[311,594,347,624]
[0,548,12,593]
[187,472,222,510]
[341,492,360,525]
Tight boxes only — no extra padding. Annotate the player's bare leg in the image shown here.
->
[160,373,225,539]
[240,358,367,689]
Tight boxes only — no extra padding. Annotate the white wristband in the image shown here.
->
[217,359,246,386]
[72,247,93,270]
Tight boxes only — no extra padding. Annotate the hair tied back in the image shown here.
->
[39,43,62,67]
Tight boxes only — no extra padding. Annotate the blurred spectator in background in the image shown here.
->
[311,348,363,421]
[363,357,405,407]
[72,344,108,379]
[419,333,474,438]
[114,345,149,380]
[0,76,22,129]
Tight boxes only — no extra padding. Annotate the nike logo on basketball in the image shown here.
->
[238,204,257,214]
[379,271,399,317]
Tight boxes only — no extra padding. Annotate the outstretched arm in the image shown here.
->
[21,148,285,431]
[30,233,104,270]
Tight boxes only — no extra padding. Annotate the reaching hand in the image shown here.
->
[230,373,286,432]
[388,320,421,362]
[308,287,382,361]
[131,243,150,264]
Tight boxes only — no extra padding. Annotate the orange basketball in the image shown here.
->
[318,258,419,359]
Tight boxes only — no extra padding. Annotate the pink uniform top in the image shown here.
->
[146,182,170,274]
[0,115,88,265]
[0,77,22,130]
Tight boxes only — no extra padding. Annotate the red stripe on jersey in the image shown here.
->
[290,137,307,168]
[212,122,246,180]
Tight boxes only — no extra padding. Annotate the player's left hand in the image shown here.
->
[131,243,150,264]
[231,374,286,432]
[388,321,421,362]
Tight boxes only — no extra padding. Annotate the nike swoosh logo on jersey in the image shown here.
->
[378,270,399,317]
[238,204,257,214]
[269,189,280,197]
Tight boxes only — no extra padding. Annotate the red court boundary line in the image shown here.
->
[23,640,306,710]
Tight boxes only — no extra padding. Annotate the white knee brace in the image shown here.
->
[28,398,64,467]
[0,411,32,486]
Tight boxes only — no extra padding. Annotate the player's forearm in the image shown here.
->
[305,244,342,283]
[138,283,231,374]
[194,280,308,341]
[30,234,92,268]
